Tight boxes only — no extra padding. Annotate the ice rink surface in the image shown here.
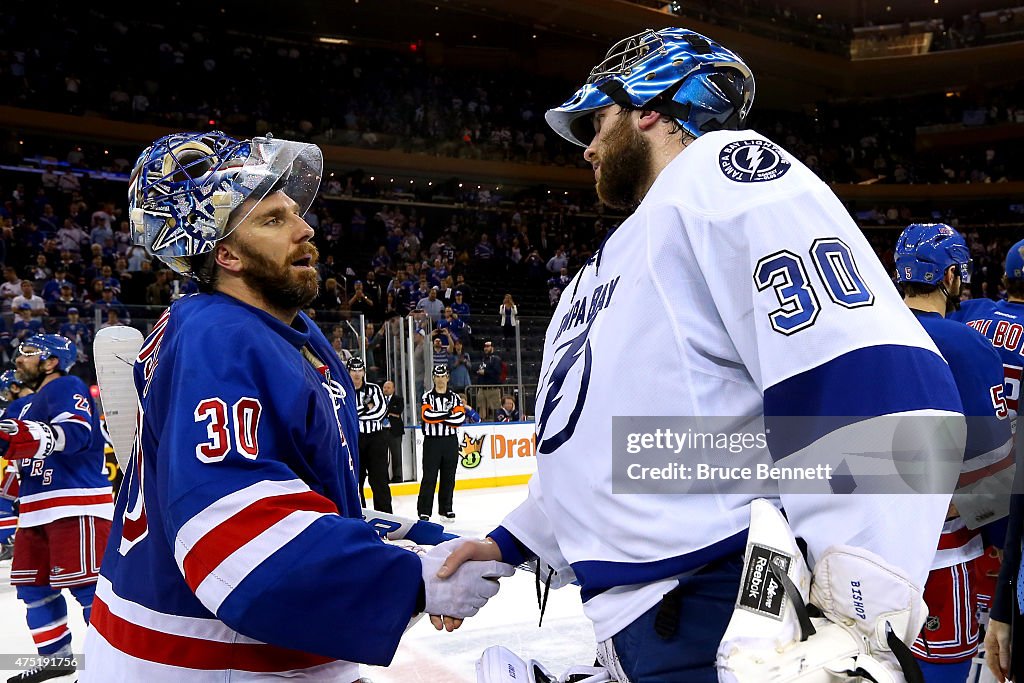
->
[0,484,597,682]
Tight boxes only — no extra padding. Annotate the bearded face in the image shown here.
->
[235,238,320,312]
[591,111,655,211]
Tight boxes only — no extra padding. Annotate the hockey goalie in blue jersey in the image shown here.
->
[81,132,512,682]
[893,224,1013,682]
[448,27,968,683]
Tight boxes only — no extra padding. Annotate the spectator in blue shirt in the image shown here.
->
[451,290,471,320]
[93,286,129,322]
[11,304,43,347]
[474,233,494,260]
[42,267,75,302]
[59,308,93,361]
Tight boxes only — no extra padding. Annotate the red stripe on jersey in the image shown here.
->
[0,517,16,528]
[32,623,69,645]
[91,596,335,672]
[19,493,113,514]
[936,524,978,551]
[182,490,338,592]
[957,450,1015,488]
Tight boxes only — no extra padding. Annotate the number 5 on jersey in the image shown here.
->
[754,238,875,336]
[194,397,263,462]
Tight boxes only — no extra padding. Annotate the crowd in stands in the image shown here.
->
[3,1,1024,181]
[636,0,1024,54]
[0,1,583,168]
[750,86,1024,186]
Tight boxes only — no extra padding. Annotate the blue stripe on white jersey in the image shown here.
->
[763,343,962,459]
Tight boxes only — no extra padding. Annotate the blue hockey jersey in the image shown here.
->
[13,375,113,528]
[951,298,1024,416]
[83,293,422,682]
[912,311,1013,562]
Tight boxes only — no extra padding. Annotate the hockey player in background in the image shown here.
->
[81,132,513,681]
[441,27,967,682]
[893,224,1013,682]
[951,236,1024,417]
[4,335,111,683]
[957,237,1024,681]
[0,370,29,566]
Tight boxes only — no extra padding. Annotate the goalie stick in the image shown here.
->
[93,325,144,470]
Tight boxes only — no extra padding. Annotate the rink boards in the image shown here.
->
[379,421,537,497]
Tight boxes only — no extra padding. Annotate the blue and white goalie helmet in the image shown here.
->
[895,223,972,285]
[128,131,323,276]
[19,334,77,373]
[545,27,755,147]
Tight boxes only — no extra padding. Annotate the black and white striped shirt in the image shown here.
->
[420,389,465,437]
[354,381,387,434]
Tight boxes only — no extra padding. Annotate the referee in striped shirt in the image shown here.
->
[418,364,465,522]
[348,357,392,513]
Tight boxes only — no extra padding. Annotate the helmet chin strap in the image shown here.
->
[25,363,58,391]
[939,283,960,313]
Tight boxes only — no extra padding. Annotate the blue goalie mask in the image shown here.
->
[128,131,323,277]
[545,27,755,147]
[895,223,972,286]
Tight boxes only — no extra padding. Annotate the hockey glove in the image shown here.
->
[420,542,514,619]
[0,419,58,460]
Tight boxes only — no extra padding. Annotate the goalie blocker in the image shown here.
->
[716,499,927,683]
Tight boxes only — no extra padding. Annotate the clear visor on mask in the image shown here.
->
[221,137,323,240]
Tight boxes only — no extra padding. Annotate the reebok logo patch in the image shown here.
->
[737,544,792,620]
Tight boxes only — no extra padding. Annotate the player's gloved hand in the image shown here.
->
[0,419,57,460]
[421,540,514,632]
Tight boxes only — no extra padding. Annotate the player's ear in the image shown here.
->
[944,265,958,288]
[637,109,662,131]
[214,241,243,274]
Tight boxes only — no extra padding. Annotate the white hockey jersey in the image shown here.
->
[491,130,965,641]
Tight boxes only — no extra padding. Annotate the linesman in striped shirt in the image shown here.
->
[418,365,465,522]
[348,357,392,513]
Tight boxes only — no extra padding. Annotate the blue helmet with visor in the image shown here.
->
[545,27,755,147]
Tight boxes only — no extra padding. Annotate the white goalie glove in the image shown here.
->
[421,541,515,619]
[716,499,927,683]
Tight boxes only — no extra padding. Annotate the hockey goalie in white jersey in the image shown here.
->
[452,27,968,683]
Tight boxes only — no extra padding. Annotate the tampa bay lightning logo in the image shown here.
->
[719,139,791,183]
[536,316,595,455]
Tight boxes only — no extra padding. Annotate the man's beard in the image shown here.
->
[595,114,654,211]
[236,241,320,313]
[16,365,45,390]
